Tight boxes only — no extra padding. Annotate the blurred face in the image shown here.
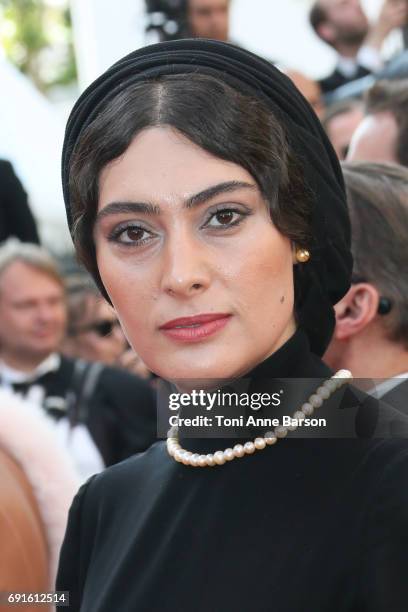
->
[347,111,399,163]
[326,106,364,160]
[286,71,324,119]
[319,0,369,46]
[95,127,296,387]
[0,262,66,366]
[188,0,230,41]
[68,297,127,365]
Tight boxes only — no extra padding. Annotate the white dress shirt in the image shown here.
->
[337,45,383,78]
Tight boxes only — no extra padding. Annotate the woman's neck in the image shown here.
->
[175,328,331,454]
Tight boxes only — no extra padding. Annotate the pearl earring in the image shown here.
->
[296,248,310,263]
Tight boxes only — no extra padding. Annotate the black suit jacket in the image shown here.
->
[0,160,40,244]
[381,380,408,417]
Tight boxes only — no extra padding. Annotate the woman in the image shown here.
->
[57,40,408,611]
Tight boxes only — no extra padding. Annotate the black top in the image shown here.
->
[0,160,40,244]
[56,331,408,611]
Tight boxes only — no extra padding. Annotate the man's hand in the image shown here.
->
[366,0,408,50]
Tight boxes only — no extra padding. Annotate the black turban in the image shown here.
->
[62,39,352,357]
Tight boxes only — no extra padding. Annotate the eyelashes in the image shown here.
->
[108,225,153,246]
[204,208,250,229]
[107,206,253,248]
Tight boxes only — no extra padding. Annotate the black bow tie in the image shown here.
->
[9,378,68,419]
[11,380,33,395]
[8,369,53,394]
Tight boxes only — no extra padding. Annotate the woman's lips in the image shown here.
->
[159,313,231,343]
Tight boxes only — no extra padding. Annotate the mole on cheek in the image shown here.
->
[280,295,285,304]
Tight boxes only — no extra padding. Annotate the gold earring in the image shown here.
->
[296,248,310,263]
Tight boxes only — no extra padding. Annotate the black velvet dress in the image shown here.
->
[56,331,408,611]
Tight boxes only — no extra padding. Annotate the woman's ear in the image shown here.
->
[333,283,380,341]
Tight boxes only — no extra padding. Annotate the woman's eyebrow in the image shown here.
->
[184,180,256,209]
[96,180,256,222]
[96,201,160,222]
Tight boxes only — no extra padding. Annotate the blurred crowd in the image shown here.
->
[1,0,408,603]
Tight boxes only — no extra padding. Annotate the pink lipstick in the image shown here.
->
[159,313,231,343]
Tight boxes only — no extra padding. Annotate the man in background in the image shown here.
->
[348,79,408,164]
[310,0,408,93]
[186,0,230,41]
[0,240,157,479]
[324,162,408,412]
[322,99,364,159]
[62,275,152,380]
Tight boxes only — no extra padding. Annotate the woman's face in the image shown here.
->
[95,127,296,386]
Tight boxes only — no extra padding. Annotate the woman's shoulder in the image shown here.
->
[102,438,167,475]
[78,440,168,502]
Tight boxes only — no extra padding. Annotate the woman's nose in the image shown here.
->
[160,232,211,298]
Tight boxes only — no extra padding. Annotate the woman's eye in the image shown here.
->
[112,225,152,245]
[206,209,244,228]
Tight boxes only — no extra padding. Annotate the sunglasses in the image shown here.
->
[71,319,122,337]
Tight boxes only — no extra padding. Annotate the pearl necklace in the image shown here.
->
[167,369,352,467]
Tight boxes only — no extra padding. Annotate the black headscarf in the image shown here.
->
[62,39,352,356]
